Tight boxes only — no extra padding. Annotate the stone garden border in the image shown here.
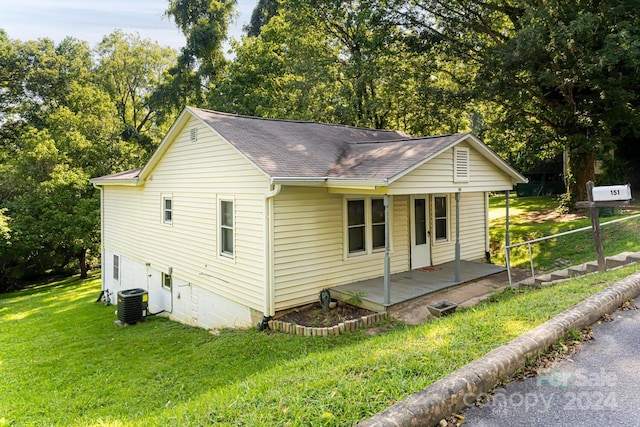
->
[269,312,387,336]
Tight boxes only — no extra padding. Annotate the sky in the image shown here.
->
[0,0,256,51]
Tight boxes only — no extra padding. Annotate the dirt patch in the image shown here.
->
[277,302,374,327]
[525,210,585,223]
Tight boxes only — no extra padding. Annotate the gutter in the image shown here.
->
[260,183,282,330]
[89,178,141,187]
[271,176,388,190]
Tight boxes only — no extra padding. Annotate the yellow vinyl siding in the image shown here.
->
[389,143,514,195]
[272,188,409,310]
[430,192,486,265]
[102,116,269,312]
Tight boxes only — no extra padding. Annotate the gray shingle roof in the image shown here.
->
[189,107,467,180]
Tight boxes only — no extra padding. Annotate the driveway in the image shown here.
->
[462,296,640,426]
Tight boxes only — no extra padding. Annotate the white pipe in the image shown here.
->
[263,184,282,318]
[92,182,106,295]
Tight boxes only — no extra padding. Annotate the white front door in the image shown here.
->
[411,196,431,269]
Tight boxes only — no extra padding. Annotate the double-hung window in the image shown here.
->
[433,195,449,241]
[162,195,173,225]
[219,199,234,258]
[346,197,388,256]
[113,254,120,281]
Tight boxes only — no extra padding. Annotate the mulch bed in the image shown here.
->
[277,302,374,328]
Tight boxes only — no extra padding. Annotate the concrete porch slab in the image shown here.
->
[331,260,506,312]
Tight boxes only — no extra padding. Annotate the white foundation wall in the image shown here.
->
[103,250,255,329]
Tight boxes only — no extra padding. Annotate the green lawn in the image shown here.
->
[2,266,639,426]
[489,195,640,271]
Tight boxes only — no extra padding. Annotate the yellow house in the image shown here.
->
[91,107,526,329]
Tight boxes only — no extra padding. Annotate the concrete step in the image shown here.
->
[534,274,553,286]
[585,261,600,273]
[606,253,632,269]
[568,264,588,277]
[550,269,571,281]
[624,251,640,263]
[531,250,640,288]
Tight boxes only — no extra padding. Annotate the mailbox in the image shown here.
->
[592,184,632,202]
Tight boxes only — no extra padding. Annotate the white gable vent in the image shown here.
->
[454,147,470,182]
[190,127,198,142]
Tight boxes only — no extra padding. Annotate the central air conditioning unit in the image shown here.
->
[116,288,148,326]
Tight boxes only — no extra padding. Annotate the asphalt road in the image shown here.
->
[462,296,640,426]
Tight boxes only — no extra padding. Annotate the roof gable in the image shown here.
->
[91,107,525,186]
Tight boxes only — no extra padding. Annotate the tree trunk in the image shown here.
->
[79,247,88,279]
[570,150,595,201]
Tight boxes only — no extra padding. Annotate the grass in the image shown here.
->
[489,195,640,271]
[2,265,640,426]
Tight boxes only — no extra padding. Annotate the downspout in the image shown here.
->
[92,182,106,298]
[260,183,282,331]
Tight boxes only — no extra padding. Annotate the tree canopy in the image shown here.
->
[1,0,638,288]
[0,31,176,289]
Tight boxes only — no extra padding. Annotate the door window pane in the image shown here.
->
[414,199,427,245]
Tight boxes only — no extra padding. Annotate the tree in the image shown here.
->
[394,0,640,200]
[163,0,236,106]
[212,11,345,122]
[0,32,170,288]
[291,0,401,128]
[245,0,281,36]
[94,31,178,152]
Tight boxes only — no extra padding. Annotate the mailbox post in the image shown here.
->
[576,181,632,272]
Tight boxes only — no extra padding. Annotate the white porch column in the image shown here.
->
[454,191,461,282]
[383,195,391,306]
[505,190,513,288]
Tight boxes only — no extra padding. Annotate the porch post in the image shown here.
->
[455,191,461,282]
[383,195,391,306]
[505,190,513,287]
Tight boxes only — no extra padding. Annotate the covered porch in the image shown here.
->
[331,260,506,312]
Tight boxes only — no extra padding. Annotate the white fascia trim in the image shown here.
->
[326,178,388,189]
[270,177,328,186]
[138,107,192,182]
[90,178,141,187]
[270,177,388,190]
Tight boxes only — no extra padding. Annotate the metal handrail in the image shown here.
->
[506,212,640,286]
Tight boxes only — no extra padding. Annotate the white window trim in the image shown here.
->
[454,146,470,182]
[218,196,236,261]
[162,194,173,226]
[113,254,120,282]
[432,194,450,244]
[343,196,392,258]
[162,272,172,289]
